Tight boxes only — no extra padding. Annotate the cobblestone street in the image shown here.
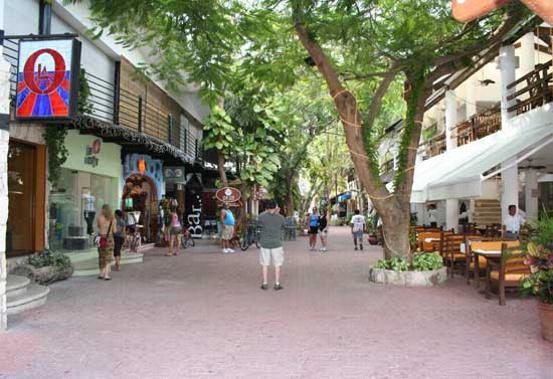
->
[2,226,553,379]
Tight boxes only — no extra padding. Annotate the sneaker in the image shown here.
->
[223,249,229,254]
[274,284,283,291]
[260,283,269,290]
[228,248,235,253]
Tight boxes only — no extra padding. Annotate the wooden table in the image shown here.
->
[472,249,501,288]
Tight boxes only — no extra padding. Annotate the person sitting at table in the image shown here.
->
[502,204,525,240]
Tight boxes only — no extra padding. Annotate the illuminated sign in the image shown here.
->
[215,187,241,204]
[16,38,81,120]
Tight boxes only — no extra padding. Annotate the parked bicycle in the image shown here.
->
[240,220,260,251]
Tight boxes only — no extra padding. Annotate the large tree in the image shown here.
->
[286,0,532,258]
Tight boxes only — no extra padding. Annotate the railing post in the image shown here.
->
[167,114,173,144]
[113,61,120,125]
[137,96,143,133]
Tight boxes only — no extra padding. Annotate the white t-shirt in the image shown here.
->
[351,215,365,233]
[504,213,524,233]
[428,209,437,223]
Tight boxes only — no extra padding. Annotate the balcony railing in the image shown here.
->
[454,104,501,147]
[1,37,202,163]
[507,60,553,115]
[380,159,394,176]
[418,132,446,159]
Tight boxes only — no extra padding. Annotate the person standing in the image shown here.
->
[220,203,235,254]
[306,207,320,251]
[258,200,286,290]
[350,209,365,251]
[427,204,438,228]
[113,210,126,271]
[166,207,182,256]
[97,204,117,280]
[319,210,328,252]
[503,204,525,240]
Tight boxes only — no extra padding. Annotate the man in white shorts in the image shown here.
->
[258,200,285,290]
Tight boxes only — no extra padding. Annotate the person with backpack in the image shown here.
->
[319,210,328,252]
[350,209,365,251]
[306,207,320,251]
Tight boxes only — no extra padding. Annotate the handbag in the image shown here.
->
[99,221,113,249]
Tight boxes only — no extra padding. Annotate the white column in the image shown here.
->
[0,0,10,331]
[499,45,517,129]
[445,90,459,231]
[525,169,538,220]
[501,158,519,222]
[499,45,519,223]
[519,32,536,75]
[465,76,477,118]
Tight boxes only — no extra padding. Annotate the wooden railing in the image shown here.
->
[507,60,553,115]
[418,132,446,159]
[380,159,394,176]
[454,104,501,147]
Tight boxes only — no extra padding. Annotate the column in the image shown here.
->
[525,169,538,219]
[499,45,517,129]
[499,45,518,223]
[519,32,536,75]
[445,90,459,231]
[0,0,10,331]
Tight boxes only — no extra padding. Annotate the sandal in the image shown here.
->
[165,253,173,256]
[104,277,112,281]
[97,276,104,280]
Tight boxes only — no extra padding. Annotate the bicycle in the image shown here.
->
[180,228,195,249]
[240,221,260,251]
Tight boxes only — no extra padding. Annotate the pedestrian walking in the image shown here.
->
[97,204,117,280]
[319,210,328,252]
[306,207,320,251]
[166,207,182,256]
[258,200,286,290]
[113,210,126,271]
[350,209,365,251]
[220,203,236,254]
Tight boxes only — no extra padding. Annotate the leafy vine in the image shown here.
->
[43,126,69,187]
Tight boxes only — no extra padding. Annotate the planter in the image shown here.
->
[368,266,448,287]
[10,264,74,285]
[538,301,553,342]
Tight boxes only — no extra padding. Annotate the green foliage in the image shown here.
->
[78,68,94,114]
[374,256,409,272]
[28,250,71,269]
[412,252,444,271]
[43,126,69,186]
[520,214,553,304]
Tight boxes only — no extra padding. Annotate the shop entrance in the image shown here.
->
[122,174,159,243]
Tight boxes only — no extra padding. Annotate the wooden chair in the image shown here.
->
[484,243,530,305]
[418,231,442,252]
[484,224,502,238]
[464,237,495,284]
[442,234,479,278]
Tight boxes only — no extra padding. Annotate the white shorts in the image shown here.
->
[259,247,284,267]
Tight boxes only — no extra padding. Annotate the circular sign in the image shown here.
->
[215,187,241,203]
[23,48,66,95]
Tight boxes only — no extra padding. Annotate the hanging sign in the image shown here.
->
[16,38,81,121]
[215,187,241,203]
[164,166,186,183]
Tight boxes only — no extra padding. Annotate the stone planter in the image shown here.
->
[369,266,448,287]
[10,264,74,285]
[538,301,553,342]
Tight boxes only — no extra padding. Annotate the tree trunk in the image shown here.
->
[285,174,295,217]
[217,151,228,187]
[379,205,411,260]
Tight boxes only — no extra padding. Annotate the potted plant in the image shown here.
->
[11,250,74,285]
[369,252,447,286]
[520,215,553,342]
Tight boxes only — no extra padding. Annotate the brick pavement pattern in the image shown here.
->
[1,226,553,378]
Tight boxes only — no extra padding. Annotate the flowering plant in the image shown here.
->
[520,216,553,304]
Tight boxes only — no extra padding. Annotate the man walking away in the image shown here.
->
[319,210,328,252]
[258,200,286,290]
[307,207,320,251]
[220,203,235,253]
[351,209,365,251]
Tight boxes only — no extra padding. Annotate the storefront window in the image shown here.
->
[7,141,36,254]
[49,168,115,251]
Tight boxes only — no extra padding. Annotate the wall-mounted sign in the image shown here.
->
[16,38,81,121]
[215,187,241,204]
[84,138,102,167]
[164,166,185,183]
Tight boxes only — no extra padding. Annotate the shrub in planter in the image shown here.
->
[520,241,553,342]
[11,250,74,285]
[371,252,446,286]
[412,252,443,271]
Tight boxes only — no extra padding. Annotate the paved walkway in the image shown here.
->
[2,227,553,378]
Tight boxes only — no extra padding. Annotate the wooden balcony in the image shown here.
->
[454,104,501,147]
[507,60,553,115]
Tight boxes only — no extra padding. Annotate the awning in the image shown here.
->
[412,107,553,203]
